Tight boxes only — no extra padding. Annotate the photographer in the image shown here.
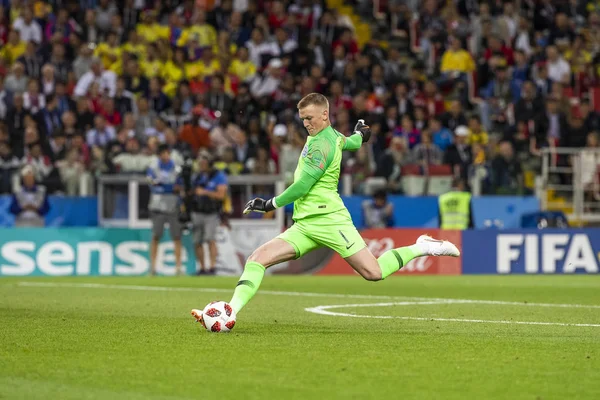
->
[147,144,183,276]
[191,151,228,275]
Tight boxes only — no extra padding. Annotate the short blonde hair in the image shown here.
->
[297,93,329,110]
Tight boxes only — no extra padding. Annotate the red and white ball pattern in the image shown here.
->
[201,301,237,333]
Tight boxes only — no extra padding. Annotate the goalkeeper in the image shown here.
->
[192,93,459,318]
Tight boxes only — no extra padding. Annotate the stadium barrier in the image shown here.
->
[0,195,540,229]
[1,227,599,276]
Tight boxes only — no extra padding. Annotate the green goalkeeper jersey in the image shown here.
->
[291,125,359,221]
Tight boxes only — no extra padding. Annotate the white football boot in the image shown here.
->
[416,234,460,257]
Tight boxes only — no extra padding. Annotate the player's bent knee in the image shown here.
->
[247,247,270,266]
[361,268,382,282]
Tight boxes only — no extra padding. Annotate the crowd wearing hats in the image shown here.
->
[0,0,599,197]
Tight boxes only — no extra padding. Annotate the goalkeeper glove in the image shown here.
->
[243,197,276,214]
[354,119,371,143]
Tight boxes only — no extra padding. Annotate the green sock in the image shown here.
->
[229,261,266,313]
[377,244,424,279]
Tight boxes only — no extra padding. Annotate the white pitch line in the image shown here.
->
[305,303,600,328]
[14,282,600,310]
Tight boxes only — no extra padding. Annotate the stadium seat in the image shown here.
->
[426,164,452,176]
[426,164,453,195]
[363,177,387,196]
[590,87,600,113]
[401,164,426,196]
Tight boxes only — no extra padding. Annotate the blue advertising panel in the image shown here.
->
[471,196,540,229]
[0,195,97,227]
[462,229,600,274]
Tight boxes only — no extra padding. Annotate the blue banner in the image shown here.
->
[0,194,540,229]
[462,229,600,274]
[0,195,97,227]
[471,196,540,229]
[0,228,196,276]
[341,196,441,229]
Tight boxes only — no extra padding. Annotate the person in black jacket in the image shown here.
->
[443,125,473,181]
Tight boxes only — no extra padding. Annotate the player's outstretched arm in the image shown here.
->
[243,170,318,214]
[244,138,330,214]
[343,120,371,151]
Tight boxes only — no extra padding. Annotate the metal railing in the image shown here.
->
[540,147,600,222]
[97,174,285,229]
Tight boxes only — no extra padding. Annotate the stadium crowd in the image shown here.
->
[0,0,599,198]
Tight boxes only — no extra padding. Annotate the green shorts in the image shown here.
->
[277,210,366,259]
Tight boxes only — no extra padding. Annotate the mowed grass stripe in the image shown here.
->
[16,281,600,309]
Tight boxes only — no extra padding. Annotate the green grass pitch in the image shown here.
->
[1,275,600,400]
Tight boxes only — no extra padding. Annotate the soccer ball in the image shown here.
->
[201,301,237,333]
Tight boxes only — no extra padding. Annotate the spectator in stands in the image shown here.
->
[438,35,475,96]
[86,115,116,148]
[484,35,515,66]
[0,78,7,121]
[467,115,489,146]
[4,62,27,93]
[246,146,276,175]
[36,94,62,138]
[0,30,26,66]
[162,97,191,132]
[89,144,109,179]
[74,57,117,98]
[411,131,443,166]
[581,132,600,203]
[413,107,428,131]
[56,147,85,195]
[22,141,52,183]
[164,128,189,166]
[0,141,19,194]
[563,112,588,148]
[546,45,571,85]
[491,140,523,194]
[505,121,531,165]
[362,189,394,228]
[479,64,512,133]
[531,97,567,155]
[135,97,157,139]
[514,80,543,126]
[179,110,211,155]
[251,58,284,99]
[209,111,243,151]
[18,41,42,80]
[10,165,50,227]
[441,100,467,132]
[444,125,473,181]
[579,98,600,133]
[111,137,152,174]
[344,145,375,195]
[430,116,453,152]
[214,147,247,175]
[12,8,42,44]
[49,130,67,162]
[394,114,421,150]
[414,80,445,117]
[375,136,407,193]
[22,79,44,114]
[278,123,303,184]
